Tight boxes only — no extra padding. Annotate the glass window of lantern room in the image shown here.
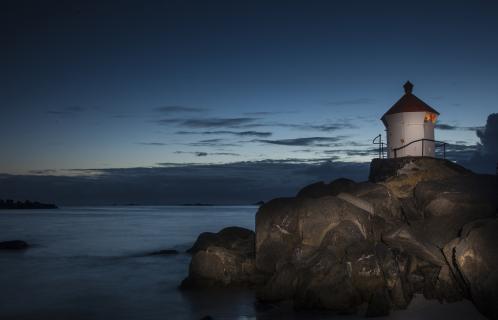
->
[424,112,437,123]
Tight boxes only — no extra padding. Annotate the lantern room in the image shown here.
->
[381,81,440,158]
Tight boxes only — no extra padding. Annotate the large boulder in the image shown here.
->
[412,175,497,248]
[181,227,260,288]
[255,197,302,274]
[444,219,498,319]
[347,182,403,223]
[255,195,385,274]
[257,215,405,316]
[181,246,257,288]
[296,178,357,199]
[187,226,255,254]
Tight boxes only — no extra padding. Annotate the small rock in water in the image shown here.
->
[0,240,29,250]
[149,249,179,256]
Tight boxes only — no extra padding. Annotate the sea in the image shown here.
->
[0,206,486,320]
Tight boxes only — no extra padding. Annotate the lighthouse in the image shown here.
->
[382,82,440,158]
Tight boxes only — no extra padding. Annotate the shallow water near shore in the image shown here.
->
[0,206,486,320]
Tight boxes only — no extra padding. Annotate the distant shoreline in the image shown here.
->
[0,199,57,210]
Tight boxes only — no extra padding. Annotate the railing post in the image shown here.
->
[394,149,397,158]
[443,143,446,159]
[379,136,381,159]
[422,139,424,157]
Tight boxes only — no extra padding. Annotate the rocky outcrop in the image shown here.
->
[182,157,498,318]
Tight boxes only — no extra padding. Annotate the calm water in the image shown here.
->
[0,206,485,320]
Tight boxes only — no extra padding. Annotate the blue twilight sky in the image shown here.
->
[1,0,497,204]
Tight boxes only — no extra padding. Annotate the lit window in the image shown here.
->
[424,112,437,123]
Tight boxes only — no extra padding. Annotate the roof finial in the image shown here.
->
[404,81,414,94]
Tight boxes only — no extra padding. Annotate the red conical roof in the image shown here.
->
[382,81,439,121]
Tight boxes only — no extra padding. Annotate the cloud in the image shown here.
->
[0,160,369,205]
[476,113,498,156]
[137,142,167,146]
[157,117,260,128]
[243,111,294,116]
[47,106,86,116]
[452,113,498,174]
[275,123,355,132]
[28,169,57,175]
[253,136,347,147]
[188,139,240,147]
[435,123,482,131]
[324,148,379,157]
[176,130,272,137]
[155,106,206,113]
[159,116,354,132]
[325,98,374,106]
[174,151,240,157]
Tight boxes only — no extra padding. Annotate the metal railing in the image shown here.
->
[372,135,447,159]
[393,138,447,159]
[372,134,387,159]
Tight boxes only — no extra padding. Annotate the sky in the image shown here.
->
[1,0,497,204]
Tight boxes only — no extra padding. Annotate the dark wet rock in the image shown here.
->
[444,218,498,319]
[0,240,29,250]
[296,178,356,199]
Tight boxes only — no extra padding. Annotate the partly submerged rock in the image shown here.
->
[187,226,255,255]
[0,240,29,250]
[181,245,257,288]
[181,227,260,288]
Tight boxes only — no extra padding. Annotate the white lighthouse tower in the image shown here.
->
[382,81,440,158]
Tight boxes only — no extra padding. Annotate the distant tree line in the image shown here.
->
[0,199,57,209]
